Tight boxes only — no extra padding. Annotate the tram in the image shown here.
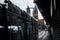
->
[0,1,45,40]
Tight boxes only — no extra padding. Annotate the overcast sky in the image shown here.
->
[0,0,43,19]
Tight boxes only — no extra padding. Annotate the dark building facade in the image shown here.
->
[34,0,60,40]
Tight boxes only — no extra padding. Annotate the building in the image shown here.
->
[26,6,31,16]
[38,19,44,24]
[33,5,38,19]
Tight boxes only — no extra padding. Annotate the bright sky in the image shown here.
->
[0,0,4,3]
[0,0,43,19]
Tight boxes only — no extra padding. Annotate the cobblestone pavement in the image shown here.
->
[38,30,52,40]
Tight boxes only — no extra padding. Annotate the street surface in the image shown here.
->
[38,30,52,40]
